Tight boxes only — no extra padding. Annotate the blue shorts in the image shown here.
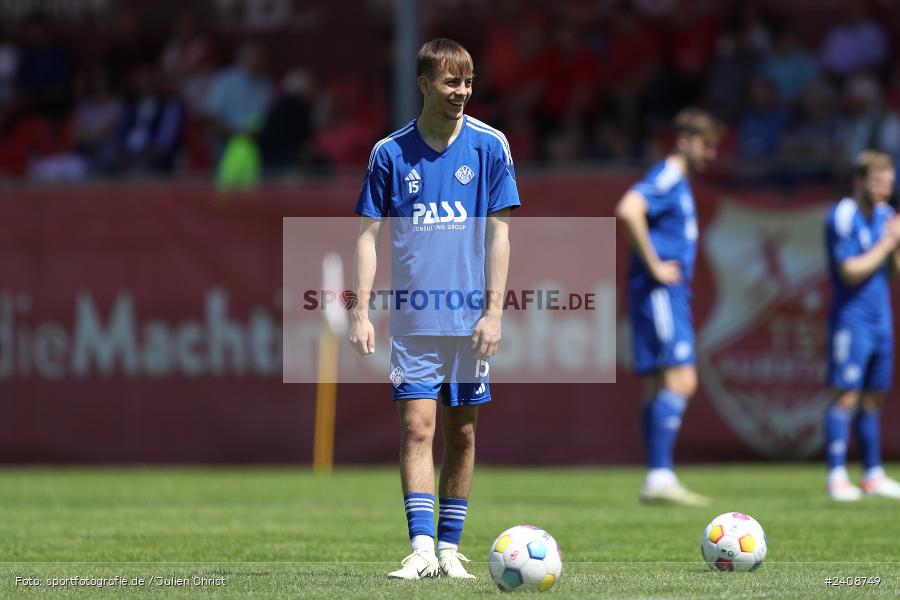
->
[389,336,491,406]
[827,322,893,392]
[629,285,695,375]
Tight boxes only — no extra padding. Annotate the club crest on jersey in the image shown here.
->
[412,201,468,225]
[455,165,475,185]
[390,366,404,387]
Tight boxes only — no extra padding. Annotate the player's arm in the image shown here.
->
[472,209,511,359]
[614,189,681,285]
[349,216,381,355]
[837,216,900,287]
[891,213,900,277]
[891,247,900,278]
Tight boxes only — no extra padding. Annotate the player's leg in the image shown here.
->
[435,339,490,578]
[634,286,707,506]
[853,391,900,496]
[825,390,861,501]
[387,398,440,578]
[436,403,478,578]
[399,398,438,505]
[824,325,869,501]
[654,365,697,477]
[641,372,668,486]
[387,336,441,579]
[640,364,708,506]
[857,335,900,498]
[438,404,477,513]
[631,289,670,494]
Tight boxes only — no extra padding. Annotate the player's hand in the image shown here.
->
[885,216,900,247]
[651,260,682,285]
[472,313,501,359]
[349,315,375,355]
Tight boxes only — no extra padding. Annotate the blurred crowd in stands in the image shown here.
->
[0,7,323,185]
[0,0,899,185]
[460,0,900,186]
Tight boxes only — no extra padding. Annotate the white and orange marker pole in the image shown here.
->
[313,253,347,474]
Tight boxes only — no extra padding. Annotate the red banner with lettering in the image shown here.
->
[1,176,897,464]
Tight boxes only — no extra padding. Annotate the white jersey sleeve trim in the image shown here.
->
[654,159,682,193]
[367,120,415,171]
[834,197,856,239]
[466,117,513,165]
[650,288,674,342]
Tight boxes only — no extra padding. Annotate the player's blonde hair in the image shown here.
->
[673,108,722,144]
[854,150,894,179]
[416,38,474,80]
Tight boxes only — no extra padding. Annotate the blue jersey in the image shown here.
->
[825,197,894,330]
[627,159,698,294]
[355,115,520,336]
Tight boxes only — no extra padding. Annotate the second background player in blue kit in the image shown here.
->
[823,150,900,501]
[616,109,722,506]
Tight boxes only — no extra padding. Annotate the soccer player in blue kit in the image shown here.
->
[615,109,721,506]
[823,150,900,501]
[350,39,519,578]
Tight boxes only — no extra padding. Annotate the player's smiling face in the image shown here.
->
[422,68,472,121]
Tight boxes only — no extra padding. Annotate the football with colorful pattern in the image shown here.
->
[488,525,562,592]
[701,512,768,572]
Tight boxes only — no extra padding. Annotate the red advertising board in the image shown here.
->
[0,175,897,464]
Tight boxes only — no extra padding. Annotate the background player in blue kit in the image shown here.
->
[615,109,721,506]
[823,150,900,501]
[349,38,519,579]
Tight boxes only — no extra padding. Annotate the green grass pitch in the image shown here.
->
[0,465,898,598]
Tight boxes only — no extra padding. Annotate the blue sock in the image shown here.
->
[437,497,468,549]
[854,409,881,471]
[644,389,687,470]
[825,405,852,470]
[403,492,435,540]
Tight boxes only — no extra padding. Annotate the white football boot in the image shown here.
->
[438,549,476,579]
[861,474,900,499]
[641,482,711,507]
[641,470,710,507]
[828,479,863,502]
[387,549,439,579]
